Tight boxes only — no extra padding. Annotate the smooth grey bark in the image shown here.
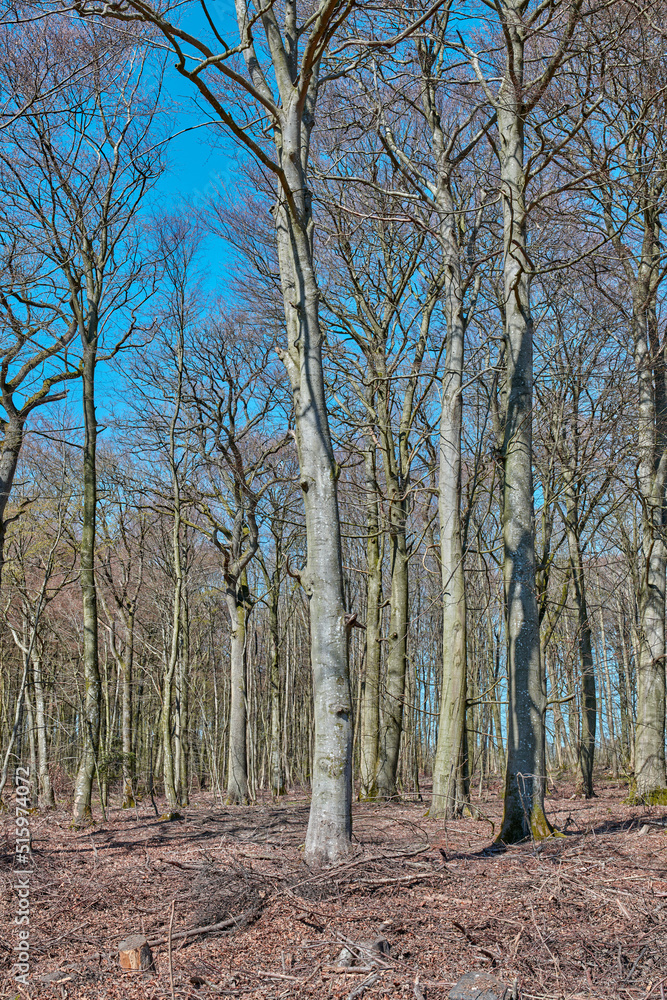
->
[493,5,547,843]
[271,72,352,857]
[431,201,467,817]
[359,445,382,799]
[276,196,352,855]
[225,561,251,805]
[72,342,101,827]
[633,294,667,797]
[603,210,667,796]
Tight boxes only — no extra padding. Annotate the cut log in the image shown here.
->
[119,934,154,972]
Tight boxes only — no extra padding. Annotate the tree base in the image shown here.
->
[495,802,563,845]
[626,786,667,806]
[224,794,249,806]
[70,803,94,830]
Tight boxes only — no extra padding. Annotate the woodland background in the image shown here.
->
[0,0,665,859]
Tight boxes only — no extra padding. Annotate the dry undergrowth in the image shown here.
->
[0,778,665,1000]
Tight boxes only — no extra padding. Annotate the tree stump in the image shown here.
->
[449,971,514,1000]
[118,934,154,972]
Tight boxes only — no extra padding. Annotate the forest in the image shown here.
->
[1,1,667,998]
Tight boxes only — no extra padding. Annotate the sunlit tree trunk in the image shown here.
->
[72,340,101,826]
[276,155,352,860]
[359,445,382,799]
[161,325,185,815]
[633,289,667,797]
[268,563,285,797]
[495,5,549,843]
[431,171,468,819]
[177,597,189,805]
[121,621,134,808]
[226,566,250,804]
[31,645,55,808]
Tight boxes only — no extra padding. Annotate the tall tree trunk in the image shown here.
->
[634,290,667,797]
[360,446,382,799]
[496,9,549,842]
[276,146,352,862]
[177,598,189,806]
[72,344,101,826]
[431,176,468,819]
[31,646,55,808]
[268,562,285,798]
[162,329,184,814]
[374,300,431,799]
[375,509,408,799]
[600,165,667,795]
[563,486,596,797]
[161,592,180,812]
[120,618,134,808]
[226,571,249,804]
[617,603,634,766]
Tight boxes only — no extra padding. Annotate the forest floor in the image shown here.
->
[0,777,666,1000]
